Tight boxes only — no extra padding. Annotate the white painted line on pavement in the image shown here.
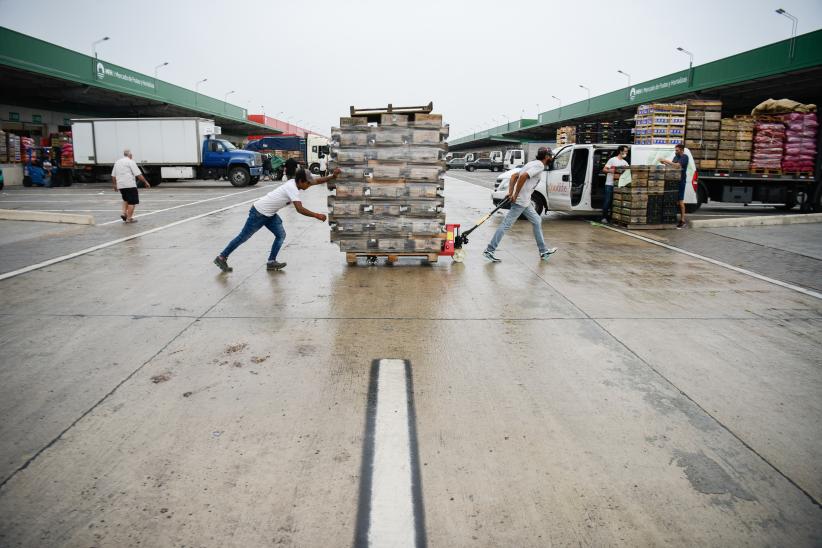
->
[99,185,272,225]
[355,359,426,548]
[601,225,822,300]
[0,197,259,282]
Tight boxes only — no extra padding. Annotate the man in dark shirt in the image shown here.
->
[660,143,689,228]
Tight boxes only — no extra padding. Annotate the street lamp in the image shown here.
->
[154,61,168,79]
[617,69,631,86]
[194,78,207,105]
[775,8,799,58]
[579,84,590,111]
[676,47,694,68]
[223,90,235,113]
[92,36,109,58]
[501,114,510,130]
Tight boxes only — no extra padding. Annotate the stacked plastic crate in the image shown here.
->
[717,116,754,172]
[684,99,722,170]
[612,165,680,226]
[0,131,7,163]
[328,112,449,262]
[633,104,686,145]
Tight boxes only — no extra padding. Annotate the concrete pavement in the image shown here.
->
[0,177,820,547]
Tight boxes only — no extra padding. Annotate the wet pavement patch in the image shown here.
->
[673,450,755,501]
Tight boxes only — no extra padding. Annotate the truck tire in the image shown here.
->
[466,165,475,172]
[309,163,321,175]
[249,176,260,186]
[530,192,546,215]
[229,166,251,187]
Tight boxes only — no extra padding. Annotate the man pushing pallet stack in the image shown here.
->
[328,103,449,265]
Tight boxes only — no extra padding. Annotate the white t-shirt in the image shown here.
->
[514,160,545,207]
[111,157,142,189]
[253,179,303,216]
[604,156,629,186]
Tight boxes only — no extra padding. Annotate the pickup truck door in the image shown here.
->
[545,146,573,211]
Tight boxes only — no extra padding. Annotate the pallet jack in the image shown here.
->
[439,197,511,262]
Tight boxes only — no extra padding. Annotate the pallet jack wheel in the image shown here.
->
[452,249,466,263]
[366,255,378,265]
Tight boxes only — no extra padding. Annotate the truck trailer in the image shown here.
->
[70,117,264,187]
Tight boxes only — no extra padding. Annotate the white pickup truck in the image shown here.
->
[492,144,699,214]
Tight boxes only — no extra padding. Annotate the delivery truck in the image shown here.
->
[244,134,330,176]
[70,117,264,187]
[503,142,556,170]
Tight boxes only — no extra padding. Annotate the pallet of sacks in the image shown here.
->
[684,99,722,170]
[751,116,786,173]
[611,165,680,227]
[633,103,686,145]
[717,116,754,173]
[328,107,448,264]
[782,112,818,175]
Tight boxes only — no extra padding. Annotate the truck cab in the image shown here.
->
[504,149,524,170]
[200,137,263,187]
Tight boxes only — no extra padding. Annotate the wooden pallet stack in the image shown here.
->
[328,103,449,264]
[611,165,680,227]
[717,116,754,172]
[633,103,687,145]
[684,99,722,170]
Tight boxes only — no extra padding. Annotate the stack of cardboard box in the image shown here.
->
[328,111,448,258]
[717,116,754,172]
[611,165,680,226]
[684,99,722,170]
[633,103,687,145]
[556,126,576,145]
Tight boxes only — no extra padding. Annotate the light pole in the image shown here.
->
[194,78,207,105]
[154,61,168,80]
[92,36,109,58]
[676,47,694,69]
[501,114,510,130]
[579,84,590,111]
[223,90,235,113]
[775,8,798,58]
[552,95,562,120]
[617,69,631,86]
[536,103,540,119]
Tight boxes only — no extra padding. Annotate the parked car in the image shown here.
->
[465,157,504,172]
[446,157,467,170]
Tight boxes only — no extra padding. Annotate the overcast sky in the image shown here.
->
[2,0,821,139]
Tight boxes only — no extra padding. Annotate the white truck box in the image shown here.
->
[71,118,216,165]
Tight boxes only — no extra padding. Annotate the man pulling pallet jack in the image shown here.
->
[440,147,558,263]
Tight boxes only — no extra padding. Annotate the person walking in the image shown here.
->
[601,145,629,223]
[659,143,689,228]
[483,147,557,263]
[213,168,336,272]
[111,149,150,223]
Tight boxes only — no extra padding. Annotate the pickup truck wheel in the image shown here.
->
[229,166,251,187]
[310,164,321,175]
[531,192,546,215]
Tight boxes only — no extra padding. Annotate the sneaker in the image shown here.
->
[266,260,287,271]
[213,256,232,272]
[540,248,558,261]
[601,218,609,224]
[120,214,127,222]
[482,250,501,263]
[676,221,685,229]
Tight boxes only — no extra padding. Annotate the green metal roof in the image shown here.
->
[0,26,271,132]
[449,118,537,147]
[449,28,822,147]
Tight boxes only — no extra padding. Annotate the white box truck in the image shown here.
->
[71,117,264,187]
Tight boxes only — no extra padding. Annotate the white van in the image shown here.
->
[492,143,699,214]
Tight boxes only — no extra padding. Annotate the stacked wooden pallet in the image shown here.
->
[328,104,449,264]
[611,165,680,227]
[684,99,722,170]
[0,130,7,163]
[633,103,687,145]
[717,116,754,172]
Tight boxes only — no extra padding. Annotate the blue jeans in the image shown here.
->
[220,206,286,261]
[602,185,614,218]
[485,202,547,254]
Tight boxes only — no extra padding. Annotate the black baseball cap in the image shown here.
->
[537,147,553,160]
